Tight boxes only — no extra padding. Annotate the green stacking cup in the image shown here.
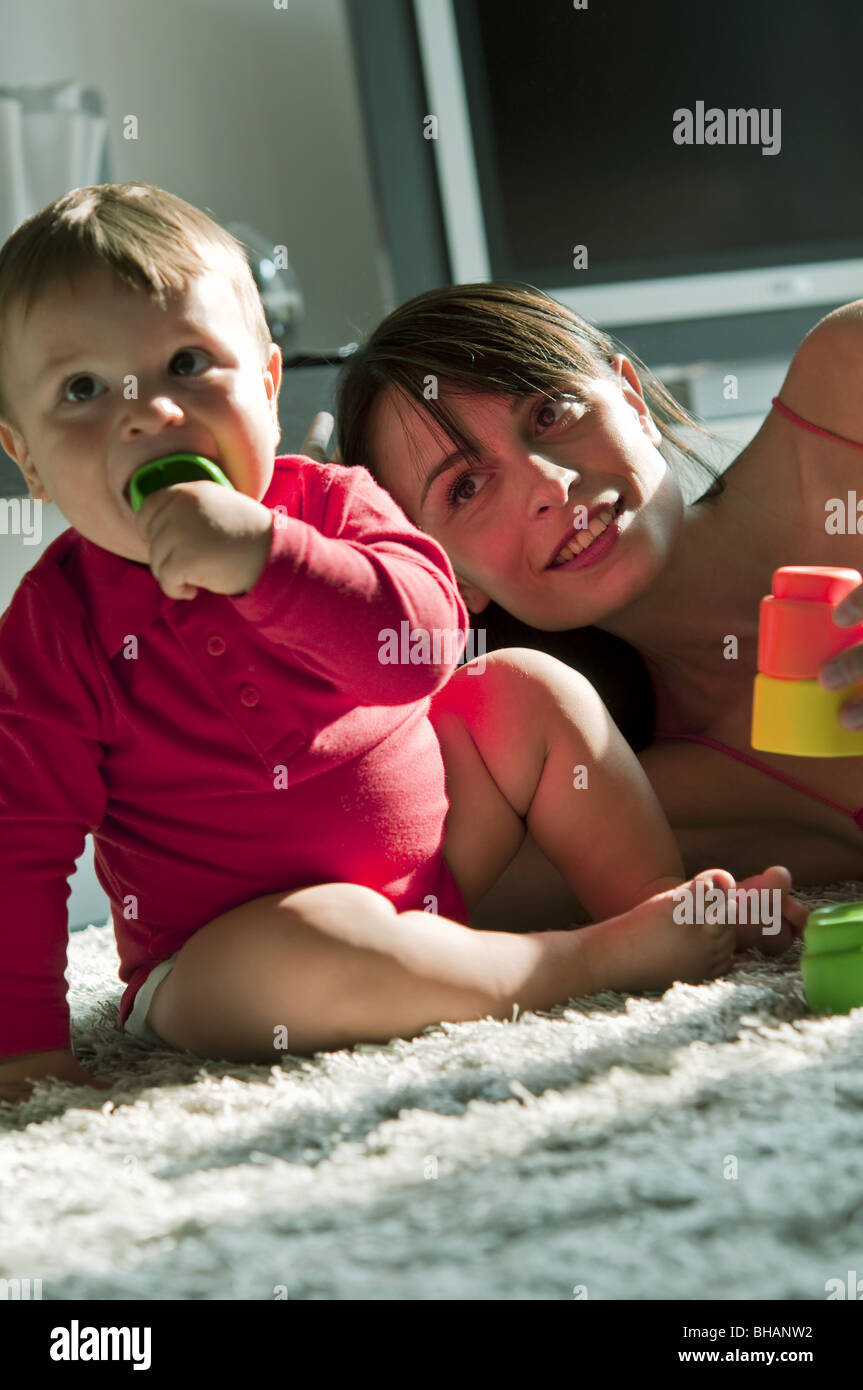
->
[801,901,863,1014]
[127,453,234,514]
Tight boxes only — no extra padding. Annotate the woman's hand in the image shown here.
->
[300,412,342,464]
[819,582,863,728]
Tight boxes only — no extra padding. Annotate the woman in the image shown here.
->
[305,283,863,917]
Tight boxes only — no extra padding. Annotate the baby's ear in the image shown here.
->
[0,415,23,466]
[0,424,51,502]
[265,343,282,403]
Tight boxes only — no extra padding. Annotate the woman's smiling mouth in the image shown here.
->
[546,497,625,571]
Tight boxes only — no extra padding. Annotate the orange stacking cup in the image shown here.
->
[752,566,863,756]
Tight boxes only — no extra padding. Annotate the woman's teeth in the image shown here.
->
[550,507,615,566]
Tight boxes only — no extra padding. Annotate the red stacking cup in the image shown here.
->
[757,566,863,678]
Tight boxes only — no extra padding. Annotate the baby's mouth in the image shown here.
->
[122,453,225,507]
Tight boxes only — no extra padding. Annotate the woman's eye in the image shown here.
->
[170,348,210,376]
[535,394,581,431]
[445,469,488,508]
[63,375,105,404]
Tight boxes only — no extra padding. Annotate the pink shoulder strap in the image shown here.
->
[654,730,859,818]
[771,395,863,452]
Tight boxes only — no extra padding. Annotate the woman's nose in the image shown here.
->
[525,455,581,513]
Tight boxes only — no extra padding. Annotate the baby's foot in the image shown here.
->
[731,864,807,956]
[578,870,737,995]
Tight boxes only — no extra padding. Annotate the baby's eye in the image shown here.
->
[170,348,210,376]
[534,394,582,431]
[63,375,105,404]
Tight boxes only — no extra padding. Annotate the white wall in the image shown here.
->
[0,0,387,353]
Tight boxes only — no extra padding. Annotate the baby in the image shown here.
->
[0,183,802,1103]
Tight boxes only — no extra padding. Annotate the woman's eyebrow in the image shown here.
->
[420,449,466,507]
[419,396,525,506]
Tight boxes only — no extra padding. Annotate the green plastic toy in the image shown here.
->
[801,902,863,1014]
[127,453,233,514]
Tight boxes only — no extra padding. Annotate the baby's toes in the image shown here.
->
[782,894,810,938]
[740,918,795,956]
[713,921,737,965]
[694,869,737,939]
[739,864,791,892]
[762,922,795,955]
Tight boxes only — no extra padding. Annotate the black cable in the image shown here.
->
[282,344,358,370]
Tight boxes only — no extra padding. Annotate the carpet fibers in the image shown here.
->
[3,883,863,1301]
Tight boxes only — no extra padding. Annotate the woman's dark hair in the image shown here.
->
[335,281,726,506]
[334,282,727,749]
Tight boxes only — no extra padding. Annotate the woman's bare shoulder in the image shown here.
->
[775,299,863,442]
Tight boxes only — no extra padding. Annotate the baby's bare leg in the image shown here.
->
[146,882,595,1059]
[471,831,589,933]
[430,647,684,919]
[143,652,798,1061]
[430,648,799,970]
[147,873,749,1061]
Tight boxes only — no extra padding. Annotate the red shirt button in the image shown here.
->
[240,685,260,707]
[207,635,226,656]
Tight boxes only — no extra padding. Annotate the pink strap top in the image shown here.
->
[770,395,863,452]
[653,730,863,829]
[654,395,863,831]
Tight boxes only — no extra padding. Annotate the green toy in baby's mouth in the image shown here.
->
[127,453,234,514]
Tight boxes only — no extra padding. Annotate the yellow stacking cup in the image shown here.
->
[752,674,863,756]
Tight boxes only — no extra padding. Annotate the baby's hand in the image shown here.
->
[0,1049,110,1105]
[135,481,274,600]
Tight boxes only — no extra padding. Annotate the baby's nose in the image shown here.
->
[124,393,186,429]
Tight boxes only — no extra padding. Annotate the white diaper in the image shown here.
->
[123,953,179,1046]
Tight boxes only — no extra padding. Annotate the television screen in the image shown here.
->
[454,0,863,288]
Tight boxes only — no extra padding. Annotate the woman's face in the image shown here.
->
[368,353,685,630]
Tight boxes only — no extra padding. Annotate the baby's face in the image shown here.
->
[0,265,282,563]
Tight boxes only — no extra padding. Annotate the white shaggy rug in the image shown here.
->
[3,884,863,1302]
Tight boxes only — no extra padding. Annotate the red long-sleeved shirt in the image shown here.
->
[0,455,470,1055]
